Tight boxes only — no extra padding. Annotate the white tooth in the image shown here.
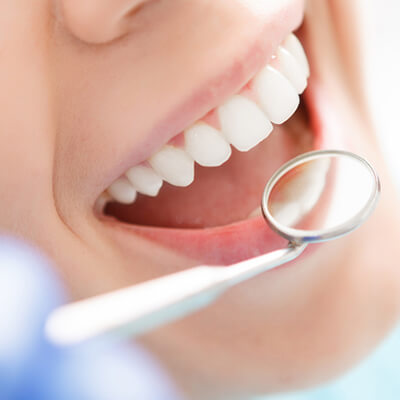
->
[272,159,331,223]
[184,122,231,167]
[95,192,112,214]
[299,174,326,215]
[252,66,299,124]
[283,33,310,78]
[107,177,137,204]
[149,145,194,187]
[126,165,163,197]
[218,95,273,152]
[271,201,302,227]
[298,159,331,214]
[275,46,308,94]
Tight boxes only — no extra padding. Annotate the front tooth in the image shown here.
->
[283,33,310,78]
[218,95,273,152]
[107,177,137,204]
[149,145,194,187]
[252,66,299,124]
[184,122,232,167]
[126,165,163,197]
[275,46,307,94]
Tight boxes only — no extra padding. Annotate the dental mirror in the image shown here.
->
[263,149,380,244]
[46,149,380,346]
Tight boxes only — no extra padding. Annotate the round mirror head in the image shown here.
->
[262,150,381,243]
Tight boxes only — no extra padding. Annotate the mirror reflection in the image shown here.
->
[267,154,376,233]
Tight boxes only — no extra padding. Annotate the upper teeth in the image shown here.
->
[185,122,232,166]
[218,95,273,152]
[104,33,310,205]
[252,65,300,125]
[283,33,310,78]
[149,145,194,188]
[125,165,163,196]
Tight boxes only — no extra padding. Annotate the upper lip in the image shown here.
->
[101,0,305,195]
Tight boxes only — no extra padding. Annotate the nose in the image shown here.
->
[60,0,151,44]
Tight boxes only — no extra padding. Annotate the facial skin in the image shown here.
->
[1,1,400,399]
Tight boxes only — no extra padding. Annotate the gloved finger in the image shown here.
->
[0,237,64,397]
[0,237,182,400]
[42,342,183,400]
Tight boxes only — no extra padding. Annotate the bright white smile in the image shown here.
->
[102,33,309,206]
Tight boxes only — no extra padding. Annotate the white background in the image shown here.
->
[364,0,400,189]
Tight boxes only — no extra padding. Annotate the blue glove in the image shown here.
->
[0,237,181,400]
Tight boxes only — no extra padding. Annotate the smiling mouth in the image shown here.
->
[97,22,342,265]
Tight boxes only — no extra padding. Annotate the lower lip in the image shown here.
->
[103,78,342,266]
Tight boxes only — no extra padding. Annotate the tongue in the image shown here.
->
[106,117,313,229]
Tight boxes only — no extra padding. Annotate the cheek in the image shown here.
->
[0,3,57,240]
[250,190,400,391]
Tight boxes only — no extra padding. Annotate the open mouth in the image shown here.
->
[96,20,344,265]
